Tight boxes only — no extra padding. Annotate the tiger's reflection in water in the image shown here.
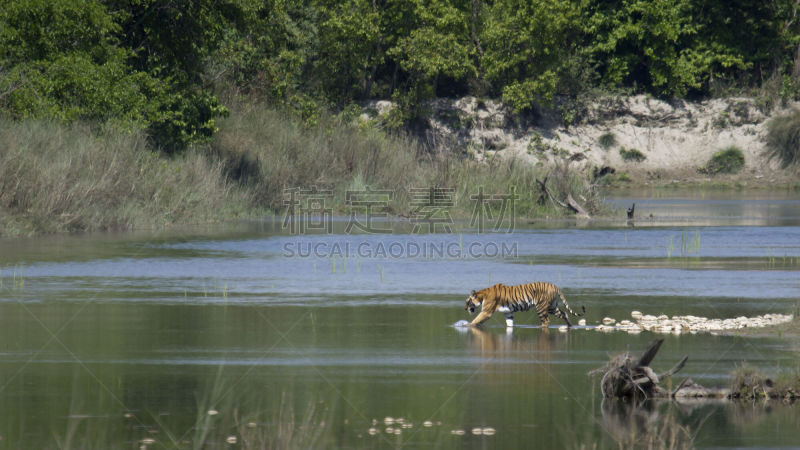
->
[462,327,572,389]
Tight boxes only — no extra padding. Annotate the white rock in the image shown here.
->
[578,319,587,326]
[631,311,643,320]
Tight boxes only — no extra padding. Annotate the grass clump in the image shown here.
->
[619,147,646,162]
[729,364,800,400]
[699,146,745,174]
[729,364,774,399]
[765,108,800,167]
[598,131,617,150]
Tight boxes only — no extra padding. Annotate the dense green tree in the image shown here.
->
[0,0,154,124]
[5,0,800,143]
[481,0,581,111]
[0,0,238,150]
[316,0,382,103]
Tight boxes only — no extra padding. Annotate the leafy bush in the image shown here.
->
[765,108,800,167]
[699,146,745,174]
[619,147,646,162]
[598,132,617,149]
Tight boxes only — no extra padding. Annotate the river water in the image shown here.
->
[0,189,799,448]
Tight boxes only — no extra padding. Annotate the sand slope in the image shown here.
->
[373,95,800,186]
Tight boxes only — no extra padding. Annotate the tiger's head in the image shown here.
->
[465,289,482,314]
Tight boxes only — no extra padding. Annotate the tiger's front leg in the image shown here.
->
[504,312,514,327]
[469,311,493,327]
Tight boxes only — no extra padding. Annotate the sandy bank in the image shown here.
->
[367,96,800,187]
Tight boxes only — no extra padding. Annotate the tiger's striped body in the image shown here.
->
[464,282,585,328]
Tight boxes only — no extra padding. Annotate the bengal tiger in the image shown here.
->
[464,282,585,328]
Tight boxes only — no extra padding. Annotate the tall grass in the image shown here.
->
[210,103,427,212]
[0,105,604,236]
[212,103,606,218]
[765,108,800,168]
[0,120,253,236]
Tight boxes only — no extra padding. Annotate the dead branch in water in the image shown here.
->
[592,339,693,400]
[535,177,590,218]
[592,339,800,401]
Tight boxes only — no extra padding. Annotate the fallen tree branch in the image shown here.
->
[595,339,687,400]
[536,177,590,218]
[594,340,800,402]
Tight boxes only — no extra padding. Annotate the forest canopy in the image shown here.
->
[2,0,800,151]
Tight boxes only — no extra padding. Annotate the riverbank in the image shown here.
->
[1,96,798,237]
[0,105,600,237]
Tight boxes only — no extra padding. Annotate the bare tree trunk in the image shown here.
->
[364,36,383,98]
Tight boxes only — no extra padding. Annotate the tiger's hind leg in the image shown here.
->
[556,307,573,327]
[503,311,514,327]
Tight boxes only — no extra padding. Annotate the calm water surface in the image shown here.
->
[1,190,799,448]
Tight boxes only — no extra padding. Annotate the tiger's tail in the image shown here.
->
[558,289,585,317]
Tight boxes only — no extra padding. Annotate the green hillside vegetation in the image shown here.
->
[4,1,800,148]
[3,1,800,234]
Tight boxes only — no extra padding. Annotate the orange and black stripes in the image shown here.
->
[464,282,585,328]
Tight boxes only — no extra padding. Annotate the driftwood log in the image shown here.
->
[535,176,590,218]
[593,339,688,400]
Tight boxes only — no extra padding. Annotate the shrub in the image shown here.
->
[699,146,745,174]
[619,147,646,162]
[598,132,617,150]
[765,108,800,167]
[729,365,773,399]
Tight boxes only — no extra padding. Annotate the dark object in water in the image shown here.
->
[591,339,688,400]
